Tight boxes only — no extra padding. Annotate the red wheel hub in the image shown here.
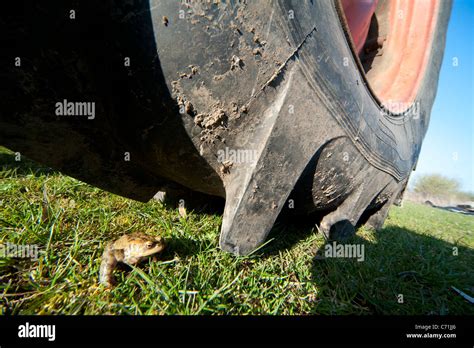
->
[341,0,440,113]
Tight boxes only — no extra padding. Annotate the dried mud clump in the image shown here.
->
[202,108,226,129]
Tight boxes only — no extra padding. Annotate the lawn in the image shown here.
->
[1,146,473,315]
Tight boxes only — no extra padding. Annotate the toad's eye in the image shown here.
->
[146,241,154,249]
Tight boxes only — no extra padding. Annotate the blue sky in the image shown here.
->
[409,0,474,192]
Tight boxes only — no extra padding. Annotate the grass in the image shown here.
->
[1,146,473,315]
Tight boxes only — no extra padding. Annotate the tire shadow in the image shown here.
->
[0,151,57,177]
[309,224,474,315]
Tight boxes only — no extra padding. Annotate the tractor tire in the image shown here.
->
[0,1,452,255]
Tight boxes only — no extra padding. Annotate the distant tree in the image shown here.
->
[413,174,461,198]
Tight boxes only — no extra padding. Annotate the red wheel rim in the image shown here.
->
[340,0,440,114]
